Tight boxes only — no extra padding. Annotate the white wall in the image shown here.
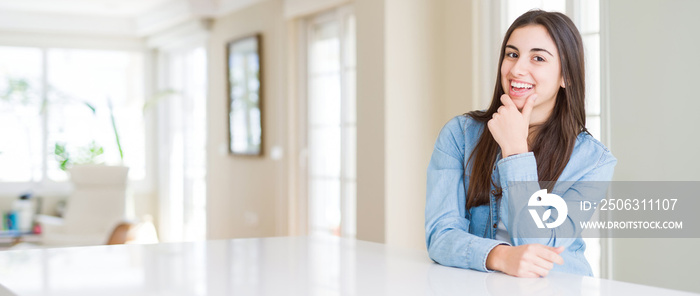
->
[355,0,386,244]
[206,0,289,239]
[606,0,700,293]
[384,0,443,250]
[204,0,473,249]
[355,0,474,250]
[442,0,474,120]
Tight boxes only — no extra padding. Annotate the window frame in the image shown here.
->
[0,41,154,197]
[297,5,356,238]
[153,44,209,242]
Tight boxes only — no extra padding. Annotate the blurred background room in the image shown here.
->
[0,0,697,293]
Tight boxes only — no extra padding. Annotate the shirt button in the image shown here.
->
[490,190,497,195]
[493,223,498,228]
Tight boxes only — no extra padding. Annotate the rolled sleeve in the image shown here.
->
[426,116,508,272]
[467,237,510,272]
[496,152,538,182]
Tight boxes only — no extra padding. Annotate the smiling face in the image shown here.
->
[500,24,564,124]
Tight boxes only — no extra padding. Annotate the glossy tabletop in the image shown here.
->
[0,236,695,296]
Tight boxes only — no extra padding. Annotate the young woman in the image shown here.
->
[425,10,616,278]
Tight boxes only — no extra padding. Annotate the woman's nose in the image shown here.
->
[510,58,528,76]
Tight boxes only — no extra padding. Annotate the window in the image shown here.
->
[0,46,145,189]
[46,49,146,181]
[304,7,356,238]
[504,0,603,277]
[0,47,42,182]
[156,47,208,242]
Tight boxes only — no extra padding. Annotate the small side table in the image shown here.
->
[0,231,41,249]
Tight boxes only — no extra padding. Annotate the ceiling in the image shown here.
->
[0,0,264,38]
[0,0,173,17]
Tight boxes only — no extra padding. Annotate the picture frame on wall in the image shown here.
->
[227,33,263,156]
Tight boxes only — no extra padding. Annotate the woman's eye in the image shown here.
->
[506,52,518,58]
[533,56,545,62]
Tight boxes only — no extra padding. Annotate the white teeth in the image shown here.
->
[510,81,533,89]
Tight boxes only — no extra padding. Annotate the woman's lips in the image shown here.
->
[509,80,534,98]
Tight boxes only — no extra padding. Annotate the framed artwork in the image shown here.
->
[227,34,263,156]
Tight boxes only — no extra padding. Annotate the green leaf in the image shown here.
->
[82,101,96,114]
[107,97,124,161]
[54,143,65,155]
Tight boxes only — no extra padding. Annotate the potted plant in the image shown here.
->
[53,97,125,171]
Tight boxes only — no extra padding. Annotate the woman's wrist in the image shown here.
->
[486,244,510,271]
[501,146,528,158]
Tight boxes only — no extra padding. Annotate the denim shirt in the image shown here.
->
[425,115,616,276]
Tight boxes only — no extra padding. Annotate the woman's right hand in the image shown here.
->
[486,244,564,277]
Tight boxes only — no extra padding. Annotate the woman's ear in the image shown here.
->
[560,78,566,88]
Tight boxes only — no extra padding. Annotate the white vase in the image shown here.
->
[68,164,129,186]
[54,165,129,245]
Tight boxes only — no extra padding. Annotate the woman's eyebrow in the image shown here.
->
[506,44,554,57]
[531,48,554,57]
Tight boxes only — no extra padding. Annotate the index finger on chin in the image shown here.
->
[500,94,515,108]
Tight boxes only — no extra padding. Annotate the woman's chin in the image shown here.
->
[510,97,526,110]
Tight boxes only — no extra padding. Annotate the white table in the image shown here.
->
[0,236,695,296]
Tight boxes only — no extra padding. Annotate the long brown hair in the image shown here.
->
[466,10,587,209]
